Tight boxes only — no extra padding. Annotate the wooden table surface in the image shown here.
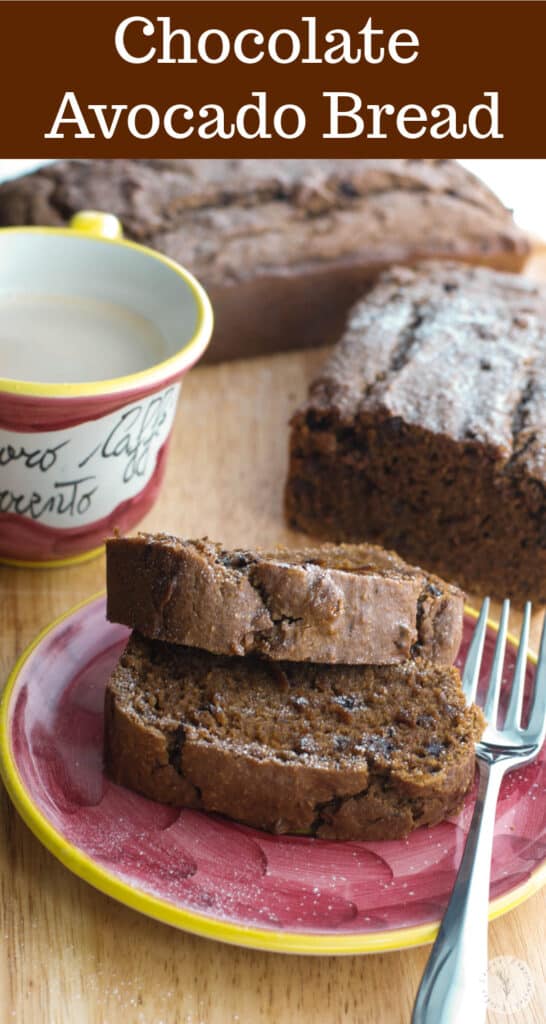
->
[2,263,546,1023]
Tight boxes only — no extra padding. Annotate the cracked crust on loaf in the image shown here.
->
[106,534,464,666]
[286,261,546,601]
[0,159,529,362]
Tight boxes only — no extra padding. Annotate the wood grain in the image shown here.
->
[2,270,546,1023]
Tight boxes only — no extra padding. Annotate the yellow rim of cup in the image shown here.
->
[0,212,214,399]
[0,598,544,955]
[0,545,105,570]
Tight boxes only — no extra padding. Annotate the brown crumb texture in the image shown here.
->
[104,633,484,841]
[0,160,529,363]
[286,261,546,603]
[106,534,464,666]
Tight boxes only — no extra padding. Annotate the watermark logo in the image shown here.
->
[483,956,534,1015]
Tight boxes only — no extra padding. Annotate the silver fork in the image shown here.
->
[412,598,546,1024]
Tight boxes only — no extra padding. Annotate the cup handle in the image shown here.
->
[68,210,123,240]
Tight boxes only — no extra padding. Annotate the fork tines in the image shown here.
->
[463,598,546,744]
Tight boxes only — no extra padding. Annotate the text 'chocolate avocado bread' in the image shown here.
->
[106,534,464,666]
[286,261,546,603]
[104,634,484,842]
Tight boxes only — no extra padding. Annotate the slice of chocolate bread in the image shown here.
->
[104,633,484,841]
[0,159,529,362]
[286,261,546,603]
[106,534,464,665]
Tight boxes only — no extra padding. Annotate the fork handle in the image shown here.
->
[412,757,505,1024]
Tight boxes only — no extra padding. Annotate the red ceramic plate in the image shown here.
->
[1,595,545,955]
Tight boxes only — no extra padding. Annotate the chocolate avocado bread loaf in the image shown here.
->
[106,534,464,665]
[286,261,546,603]
[0,159,529,363]
[104,633,484,841]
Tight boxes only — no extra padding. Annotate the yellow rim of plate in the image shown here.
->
[0,597,544,956]
[0,224,214,399]
[0,544,105,570]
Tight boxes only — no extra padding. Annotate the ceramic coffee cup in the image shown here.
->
[0,211,213,566]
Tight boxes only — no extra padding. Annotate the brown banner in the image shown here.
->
[1,1,545,156]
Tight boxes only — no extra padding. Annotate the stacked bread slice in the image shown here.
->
[104,534,484,841]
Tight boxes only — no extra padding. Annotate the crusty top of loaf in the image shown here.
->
[300,261,546,479]
[106,534,464,665]
[0,160,529,283]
